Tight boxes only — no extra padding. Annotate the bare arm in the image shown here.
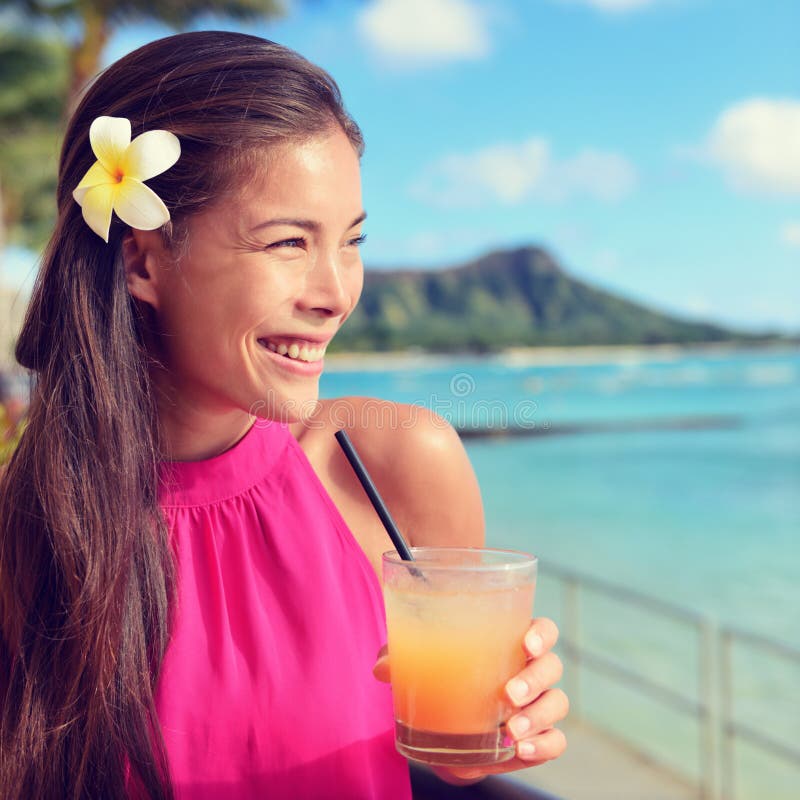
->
[373,404,485,550]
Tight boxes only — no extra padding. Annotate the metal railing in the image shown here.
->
[545,563,800,800]
[719,628,800,800]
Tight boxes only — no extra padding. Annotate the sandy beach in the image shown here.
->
[324,340,796,372]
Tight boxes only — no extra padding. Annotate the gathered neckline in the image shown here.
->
[158,420,291,508]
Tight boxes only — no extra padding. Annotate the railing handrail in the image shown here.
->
[721,625,800,663]
[559,638,706,718]
[544,561,709,626]
[723,720,800,766]
[547,560,800,664]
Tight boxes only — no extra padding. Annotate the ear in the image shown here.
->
[122,228,170,310]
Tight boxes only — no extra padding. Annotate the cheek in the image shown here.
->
[154,292,246,370]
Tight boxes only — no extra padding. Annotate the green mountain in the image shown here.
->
[332,246,759,352]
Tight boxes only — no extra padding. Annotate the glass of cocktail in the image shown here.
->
[382,547,537,767]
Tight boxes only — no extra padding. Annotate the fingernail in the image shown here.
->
[525,632,544,656]
[506,677,529,705]
[518,741,536,759]
[508,715,531,739]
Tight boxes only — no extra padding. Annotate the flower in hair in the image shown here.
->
[72,116,180,242]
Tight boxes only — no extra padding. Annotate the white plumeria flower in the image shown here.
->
[72,116,181,242]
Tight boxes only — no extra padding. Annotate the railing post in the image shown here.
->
[562,576,581,718]
[698,618,721,800]
[719,629,734,800]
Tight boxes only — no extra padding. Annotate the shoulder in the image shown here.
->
[297,397,485,548]
[305,396,463,473]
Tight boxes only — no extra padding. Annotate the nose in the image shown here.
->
[297,250,354,318]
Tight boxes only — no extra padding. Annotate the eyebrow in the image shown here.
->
[249,211,367,234]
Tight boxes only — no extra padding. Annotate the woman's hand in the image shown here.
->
[373,617,569,784]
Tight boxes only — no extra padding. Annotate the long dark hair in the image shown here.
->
[0,31,363,799]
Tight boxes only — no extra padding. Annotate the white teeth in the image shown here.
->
[264,340,327,362]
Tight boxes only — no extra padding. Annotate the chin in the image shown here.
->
[247,384,322,425]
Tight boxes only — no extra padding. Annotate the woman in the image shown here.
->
[0,31,567,799]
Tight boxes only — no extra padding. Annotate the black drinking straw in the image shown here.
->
[334,429,416,563]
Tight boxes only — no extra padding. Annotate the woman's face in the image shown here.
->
[131,127,365,430]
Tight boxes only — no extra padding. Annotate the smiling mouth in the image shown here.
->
[258,339,328,363]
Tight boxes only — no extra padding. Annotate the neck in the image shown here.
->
[156,397,255,463]
[163,412,255,462]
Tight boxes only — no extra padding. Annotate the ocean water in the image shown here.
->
[322,346,799,640]
[321,345,799,796]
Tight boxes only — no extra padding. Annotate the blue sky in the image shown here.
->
[6,0,800,332]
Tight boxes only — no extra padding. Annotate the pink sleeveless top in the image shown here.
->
[155,421,411,799]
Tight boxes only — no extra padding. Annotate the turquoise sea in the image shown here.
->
[322,345,798,641]
[321,345,799,797]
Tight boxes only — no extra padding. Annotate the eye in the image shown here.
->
[346,233,367,247]
[266,237,307,250]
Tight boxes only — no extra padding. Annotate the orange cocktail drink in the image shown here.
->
[382,548,537,766]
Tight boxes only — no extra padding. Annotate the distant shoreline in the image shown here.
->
[1,338,795,377]
[324,340,798,372]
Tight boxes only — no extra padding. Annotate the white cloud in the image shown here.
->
[556,0,661,12]
[356,0,489,64]
[558,149,638,201]
[412,137,637,207]
[703,98,800,195]
[780,221,800,248]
